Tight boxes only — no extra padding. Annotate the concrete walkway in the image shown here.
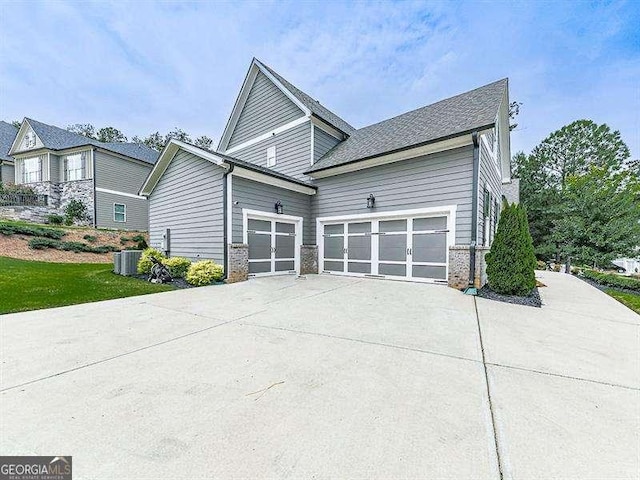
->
[0,271,638,479]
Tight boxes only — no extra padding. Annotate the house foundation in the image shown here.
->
[300,245,318,275]
[448,245,490,290]
[227,243,249,283]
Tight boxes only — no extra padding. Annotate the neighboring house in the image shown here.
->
[8,118,159,230]
[0,121,18,184]
[613,257,640,275]
[141,58,516,288]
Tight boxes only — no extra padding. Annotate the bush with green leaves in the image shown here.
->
[485,202,537,296]
[137,247,167,274]
[47,214,64,225]
[163,257,192,278]
[185,260,224,286]
[0,221,65,239]
[83,234,97,243]
[28,237,119,254]
[132,234,148,250]
[64,199,87,225]
[582,269,640,292]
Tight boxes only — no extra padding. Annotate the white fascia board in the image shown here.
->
[253,59,311,116]
[232,166,316,196]
[310,116,345,141]
[96,187,146,200]
[223,116,309,155]
[217,63,260,152]
[308,134,476,179]
[9,119,42,155]
[316,205,457,224]
[139,139,228,196]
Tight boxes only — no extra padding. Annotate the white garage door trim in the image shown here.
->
[243,208,303,277]
[316,205,457,284]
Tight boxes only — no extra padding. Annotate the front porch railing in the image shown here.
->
[0,193,49,207]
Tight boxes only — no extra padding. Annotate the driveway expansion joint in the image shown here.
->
[241,322,481,365]
[473,297,504,480]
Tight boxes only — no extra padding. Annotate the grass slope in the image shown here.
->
[0,257,174,314]
[606,289,640,315]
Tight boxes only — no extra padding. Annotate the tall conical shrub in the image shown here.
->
[485,202,537,295]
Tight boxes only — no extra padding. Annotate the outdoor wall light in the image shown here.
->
[275,201,283,214]
[366,194,376,209]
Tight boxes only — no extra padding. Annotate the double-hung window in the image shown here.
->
[22,157,42,183]
[64,152,86,181]
[114,203,126,223]
[266,146,277,167]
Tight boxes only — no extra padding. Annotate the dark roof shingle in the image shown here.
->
[257,60,356,135]
[307,78,508,173]
[0,121,18,162]
[20,118,159,164]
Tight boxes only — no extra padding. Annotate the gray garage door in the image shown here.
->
[322,215,448,283]
[248,218,297,275]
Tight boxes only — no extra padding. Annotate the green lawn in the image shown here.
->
[0,257,174,314]
[606,289,640,315]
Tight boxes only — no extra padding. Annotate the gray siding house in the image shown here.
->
[9,118,158,230]
[0,121,18,184]
[141,58,516,289]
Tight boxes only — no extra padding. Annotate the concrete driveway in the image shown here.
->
[1,272,638,479]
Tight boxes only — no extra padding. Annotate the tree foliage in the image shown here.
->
[485,202,537,295]
[67,123,96,139]
[96,126,127,143]
[513,119,638,267]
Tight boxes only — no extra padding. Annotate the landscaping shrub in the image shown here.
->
[582,269,640,292]
[120,236,130,245]
[137,248,167,274]
[64,199,87,225]
[47,214,64,225]
[185,260,224,286]
[0,221,65,239]
[163,256,192,278]
[83,234,97,243]
[28,237,61,250]
[28,237,119,254]
[485,202,537,296]
[131,234,148,250]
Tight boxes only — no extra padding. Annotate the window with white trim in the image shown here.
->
[266,145,277,167]
[22,157,42,183]
[64,152,86,181]
[114,203,126,223]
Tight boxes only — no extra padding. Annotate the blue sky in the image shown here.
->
[1,0,638,157]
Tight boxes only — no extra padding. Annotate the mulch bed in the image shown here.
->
[476,285,542,308]
[132,274,195,290]
[574,274,639,296]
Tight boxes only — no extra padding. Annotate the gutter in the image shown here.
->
[221,163,235,281]
[465,132,481,294]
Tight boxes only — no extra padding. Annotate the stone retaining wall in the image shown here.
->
[227,243,248,283]
[300,245,318,275]
[448,245,490,289]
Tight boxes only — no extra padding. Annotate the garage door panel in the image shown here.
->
[248,233,271,259]
[413,233,447,263]
[413,217,447,231]
[348,235,371,260]
[324,224,344,235]
[348,222,371,234]
[379,263,406,276]
[413,265,447,280]
[276,222,295,234]
[275,235,295,259]
[348,262,371,274]
[379,219,407,232]
[324,260,344,272]
[249,261,271,274]
[275,260,295,271]
[379,234,407,261]
[324,236,344,259]
[248,219,271,232]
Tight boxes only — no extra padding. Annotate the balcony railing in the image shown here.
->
[0,193,49,207]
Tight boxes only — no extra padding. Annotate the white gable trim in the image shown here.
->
[217,59,312,153]
[310,116,345,141]
[9,119,44,155]
[232,166,316,195]
[224,117,309,155]
[140,139,228,196]
[307,134,480,179]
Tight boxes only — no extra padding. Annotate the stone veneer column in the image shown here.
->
[448,245,491,289]
[300,245,318,275]
[227,243,248,283]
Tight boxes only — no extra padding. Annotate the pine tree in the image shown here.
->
[485,202,537,295]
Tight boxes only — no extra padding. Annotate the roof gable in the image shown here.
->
[217,58,354,152]
[9,120,45,155]
[227,70,305,149]
[10,118,159,164]
[307,78,508,175]
[0,121,19,162]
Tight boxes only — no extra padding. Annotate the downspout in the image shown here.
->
[465,132,480,294]
[222,163,235,281]
[91,147,97,228]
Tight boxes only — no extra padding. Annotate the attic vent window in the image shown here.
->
[24,132,36,149]
[266,146,277,167]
